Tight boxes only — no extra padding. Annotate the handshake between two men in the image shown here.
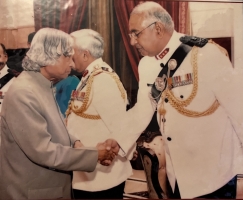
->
[74,139,120,166]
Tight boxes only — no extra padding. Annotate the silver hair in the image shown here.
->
[131,1,174,34]
[70,29,104,59]
[22,28,74,72]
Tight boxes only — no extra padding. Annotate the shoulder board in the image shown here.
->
[180,35,208,48]
[101,67,114,73]
[92,67,114,76]
[92,68,103,76]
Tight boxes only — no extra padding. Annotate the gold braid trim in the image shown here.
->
[163,45,220,117]
[208,39,229,58]
[66,68,126,120]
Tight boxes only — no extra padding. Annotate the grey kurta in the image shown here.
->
[0,71,98,199]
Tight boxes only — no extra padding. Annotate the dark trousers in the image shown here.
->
[197,176,237,199]
[171,176,237,199]
[73,181,125,199]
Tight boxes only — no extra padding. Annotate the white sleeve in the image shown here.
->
[113,59,156,155]
[203,43,243,146]
[92,72,134,157]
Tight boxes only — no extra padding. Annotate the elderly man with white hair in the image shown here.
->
[66,29,135,199]
[126,1,243,199]
[0,27,118,200]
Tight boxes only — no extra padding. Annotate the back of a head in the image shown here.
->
[28,32,36,45]
[131,1,174,34]
[0,43,7,55]
[71,29,104,59]
[23,28,74,71]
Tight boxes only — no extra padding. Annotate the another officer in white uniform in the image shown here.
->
[124,1,243,199]
[66,29,134,199]
[0,43,15,112]
[0,43,15,147]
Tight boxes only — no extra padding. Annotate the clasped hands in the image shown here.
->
[96,139,120,166]
[74,139,120,166]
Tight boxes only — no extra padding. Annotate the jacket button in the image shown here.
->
[167,137,172,141]
[165,98,168,103]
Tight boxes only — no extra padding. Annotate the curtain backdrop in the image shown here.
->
[85,0,138,106]
[114,0,189,81]
[34,0,87,33]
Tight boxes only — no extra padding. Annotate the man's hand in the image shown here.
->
[104,139,120,155]
[96,139,120,166]
[73,140,84,148]
[96,142,115,166]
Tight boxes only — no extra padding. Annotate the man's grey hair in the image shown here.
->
[22,28,74,72]
[70,29,104,59]
[131,1,174,34]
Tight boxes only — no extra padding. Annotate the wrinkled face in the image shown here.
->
[129,13,159,57]
[0,45,8,71]
[72,46,88,73]
[45,54,74,81]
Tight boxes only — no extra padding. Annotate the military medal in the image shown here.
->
[168,59,177,70]
[77,92,85,101]
[172,73,193,88]
[167,78,173,90]
[155,74,167,92]
[71,90,77,100]
[158,106,166,116]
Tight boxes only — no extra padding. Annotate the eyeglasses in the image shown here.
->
[129,22,157,39]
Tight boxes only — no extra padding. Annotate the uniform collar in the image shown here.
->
[82,58,105,79]
[0,65,9,78]
[155,31,185,64]
[77,58,105,89]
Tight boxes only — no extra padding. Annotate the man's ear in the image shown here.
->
[82,50,90,61]
[155,22,165,38]
[4,53,8,62]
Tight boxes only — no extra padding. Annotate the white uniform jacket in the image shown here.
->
[138,31,243,198]
[0,65,15,112]
[66,58,133,191]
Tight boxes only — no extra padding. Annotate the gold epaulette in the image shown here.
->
[66,67,126,120]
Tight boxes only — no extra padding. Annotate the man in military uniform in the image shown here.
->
[66,29,135,199]
[123,1,243,198]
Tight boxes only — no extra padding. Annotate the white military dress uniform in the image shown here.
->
[0,65,15,145]
[66,58,133,192]
[137,31,243,198]
[0,65,15,112]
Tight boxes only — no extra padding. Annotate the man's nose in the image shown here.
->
[130,37,137,46]
[70,60,75,70]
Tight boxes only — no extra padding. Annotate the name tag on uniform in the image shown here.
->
[168,73,193,89]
